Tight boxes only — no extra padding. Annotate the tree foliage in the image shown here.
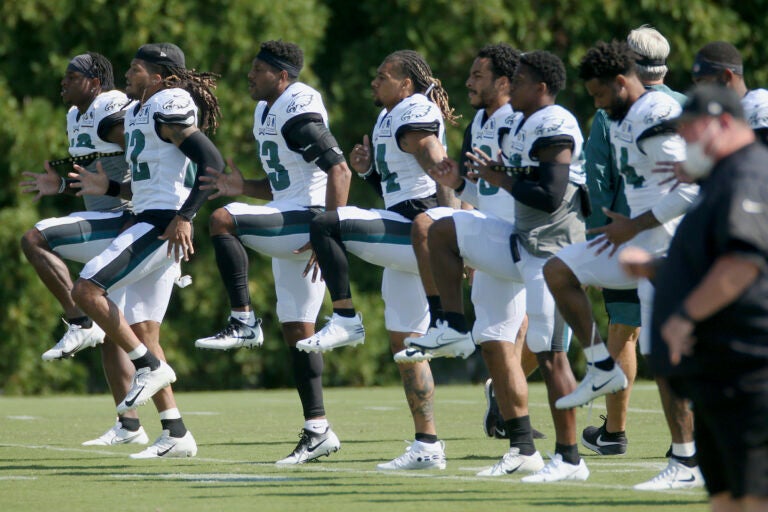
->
[1,0,765,393]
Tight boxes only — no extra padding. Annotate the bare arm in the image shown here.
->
[400,130,459,208]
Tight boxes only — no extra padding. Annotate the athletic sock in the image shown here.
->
[212,234,251,309]
[304,418,329,433]
[555,443,580,465]
[231,309,256,326]
[68,316,93,329]
[505,415,535,456]
[289,347,326,419]
[415,433,438,444]
[426,296,443,329]
[584,343,614,371]
[118,416,140,432]
[443,312,468,333]
[333,308,356,319]
[159,408,186,438]
[127,344,160,371]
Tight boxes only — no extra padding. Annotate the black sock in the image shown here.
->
[673,453,699,467]
[118,416,140,432]
[333,308,356,318]
[593,357,615,371]
[289,347,326,419]
[68,316,93,329]
[426,296,443,329]
[212,234,251,309]
[310,211,352,302]
[415,433,438,444]
[555,442,580,465]
[131,351,161,371]
[443,312,468,333]
[161,418,187,438]
[505,415,535,456]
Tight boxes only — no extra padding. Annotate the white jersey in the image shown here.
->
[471,105,520,224]
[372,93,444,209]
[743,88,768,131]
[253,82,328,207]
[124,88,198,213]
[67,89,129,157]
[608,91,685,216]
[503,104,585,184]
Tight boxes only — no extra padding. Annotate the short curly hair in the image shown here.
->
[520,50,566,96]
[260,40,304,74]
[477,43,521,81]
[579,40,636,82]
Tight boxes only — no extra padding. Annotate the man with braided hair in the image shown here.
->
[20,52,152,447]
[296,49,458,470]
[544,40,703,489]
[69,43,225,458]
[194,40,351,465]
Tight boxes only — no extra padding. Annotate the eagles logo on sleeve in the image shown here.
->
[643,103,674,125]
[534,116,565,136]
[287,93,314,114]
[400,104,432,122]
[162,95,192,111]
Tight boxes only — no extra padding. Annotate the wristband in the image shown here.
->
[58,176,67,194]
[356,165,374,179]
[455,179,467,193]
[676,304,695,323]
[106,180,121,197]
[489,164,533,177]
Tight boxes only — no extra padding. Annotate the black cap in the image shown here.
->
[135,43,185,69]
[665,84,744,128]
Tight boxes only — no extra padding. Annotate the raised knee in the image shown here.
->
[20,228,46,255]
[543,257,573,288]
[427,217,456,248]
[209,208,234,235]
[410,213,433,244]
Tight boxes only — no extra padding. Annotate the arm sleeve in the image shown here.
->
[457,123,473,176]
[97,110,127,141]
[510,162,570,213]
[176,131,225,221]
[281,113,346,172]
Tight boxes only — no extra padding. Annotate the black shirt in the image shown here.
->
[649,142,768,379]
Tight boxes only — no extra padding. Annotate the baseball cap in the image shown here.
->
[666,84,744,126]
[135,43,186,69]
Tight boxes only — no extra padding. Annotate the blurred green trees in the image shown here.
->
[2,0,765,393]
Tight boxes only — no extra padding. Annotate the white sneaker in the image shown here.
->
[477,448,545,476]
[82,421,149,446]
[395,321,476,363]
[295,313,365,353]
[633,458,705,490]
[117,361,176,414]
[41,320,105,360]
[520,453,590,482]
[129,430,197,459]
[195,317,264,350]
[275,427,341,464]
[555,363,628,409]
[377,440,446,470]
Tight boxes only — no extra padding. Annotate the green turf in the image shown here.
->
[0,383,707,512]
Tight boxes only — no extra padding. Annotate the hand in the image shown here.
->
[465,147,506,187]
[350,134,372,174]
[199,158,243,199]
[618,246,654,279]
[653,160,695,189]
[587,208,639,257]
[67,161,109,196]
[293,241,323,282]
[426,157,463,189]
[159,216,194,262]
[20,161,62,201]
[661,314,696,365]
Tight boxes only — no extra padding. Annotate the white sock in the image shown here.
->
[159,408,181,420]
[231,310,256,326]
[672,442,696,458]
[583,342,611,364]
[304,418,329,433]
[127,344,148,360]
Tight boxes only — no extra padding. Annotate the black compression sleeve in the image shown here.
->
[282,114,345,171]
[510,162,570,213]
[177,131,225,221]
[458,123,473,176]
[97,111,127,141]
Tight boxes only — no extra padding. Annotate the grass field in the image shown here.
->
[0,382,708,512]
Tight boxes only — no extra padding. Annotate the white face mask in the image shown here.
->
[683,120,717,179]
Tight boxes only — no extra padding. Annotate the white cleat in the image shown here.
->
[117,361,176,414]
[395,321,475,363]
[42,320,105,360]
[477,448,545,476]
[520,453,590,483]
[377,440,446,471]
[555,363,628,409]
[82,421,149,446]
[129,430,197,459]
[295,313,365,353]
[633,458,705,490]
[275,427,341,464]
[195,317,264,350]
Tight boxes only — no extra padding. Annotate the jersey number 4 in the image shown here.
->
[375,144,401,193]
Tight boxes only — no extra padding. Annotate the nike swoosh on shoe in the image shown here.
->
[595,434,623,447]
[123,386,145,407]
[157,444,176,456]
[591,376,616,392]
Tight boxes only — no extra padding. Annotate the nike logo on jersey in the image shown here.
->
[595,434,623,447]
[591,376,616,392]
[123,386,145,407]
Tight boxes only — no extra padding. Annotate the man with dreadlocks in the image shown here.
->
[543,40,702,487]
[68,43,224,459]
[194,40,351,465]
[19,52,155,447]
[295,49,458,470]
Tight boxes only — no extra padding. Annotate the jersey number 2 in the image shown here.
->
[126,129,151,181]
